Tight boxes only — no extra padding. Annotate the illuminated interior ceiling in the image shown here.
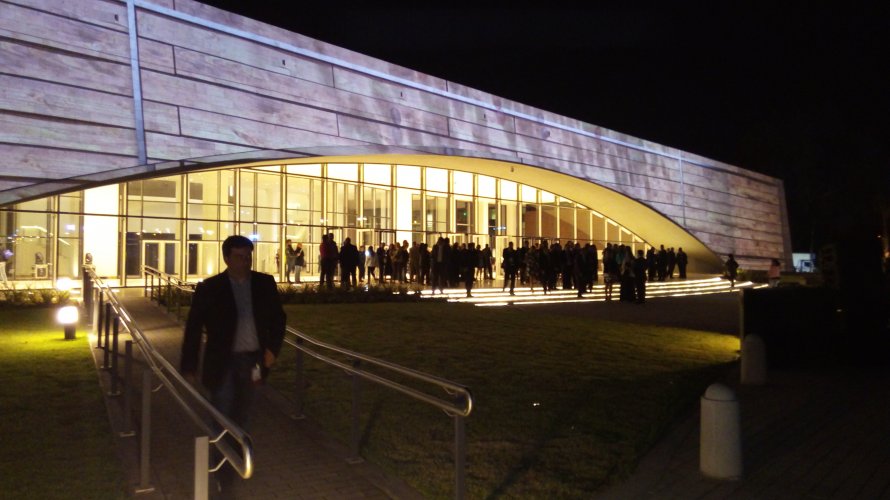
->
[234,153,725,272]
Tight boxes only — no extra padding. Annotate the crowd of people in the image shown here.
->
[291,235,698,303]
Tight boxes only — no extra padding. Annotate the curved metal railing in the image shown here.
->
[284,326,474,499]
[285,327,473,417]
[86,267,255,481]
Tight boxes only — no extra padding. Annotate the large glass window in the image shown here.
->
[522,204,538,239]
[411,193,423,233]
[363,163,391,186]
[500,180,517,201]
[577,209,591,243]
[327,182,358,227]
[362,186,391,229]
[559,198,575,243]
[2,159,655,285]
[455,198,473,234]
[7,202,54,280]
[425,194,447,233]
[396,165,421,189]
[286,163,321,177]
[453,171,473,196]
[477,175,496,198]
[426,168,448,193]
[188,171,219,204]
[328,163,358,182]
[256,173,281,209]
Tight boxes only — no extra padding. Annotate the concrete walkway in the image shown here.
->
[96,289,422,500]
[593,367,890,500]
[532,295,890,500]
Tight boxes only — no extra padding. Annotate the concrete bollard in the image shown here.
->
[741,334,767,385]
[700,383,742,480]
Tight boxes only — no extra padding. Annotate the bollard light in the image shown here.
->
[57,305,78,340]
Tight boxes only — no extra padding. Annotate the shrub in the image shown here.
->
[0,286,70,308]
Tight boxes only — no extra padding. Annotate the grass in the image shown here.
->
[270,302,739,499]
[0,308,127,500]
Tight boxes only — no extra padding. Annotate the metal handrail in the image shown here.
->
[284,327,473,417]
[143,266,195,319]
[142,266,473,498]
[86,267,255,479]
[143,265,192,288]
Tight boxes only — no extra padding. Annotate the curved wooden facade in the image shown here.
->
[0,0,791,271]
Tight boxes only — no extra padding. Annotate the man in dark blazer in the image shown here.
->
[180,235,286,428]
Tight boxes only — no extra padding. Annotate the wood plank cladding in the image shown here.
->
[0,0,791,268]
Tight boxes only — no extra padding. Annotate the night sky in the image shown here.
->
[198,2,890,252]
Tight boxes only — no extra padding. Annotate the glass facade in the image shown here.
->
[0,161,649,285]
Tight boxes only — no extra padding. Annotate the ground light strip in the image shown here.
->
[418,277,755,307]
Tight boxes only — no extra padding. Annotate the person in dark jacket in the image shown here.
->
[419,242,431,285]
[666,247,676,279]
[181,236,286,499]
[588,244,599,289]
[462,242,478,297]
[573,243,587,297]
[633,249,648,303]
[676,247,688,279]
[432,237,450,294]
[180,239,286,499]
[180,235,286,425]
[339,237,359,288]
[725,254,740,287]
[502,241,518,295]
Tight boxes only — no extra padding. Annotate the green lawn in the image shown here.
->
[271,302,739,499]
[0,308,127,500]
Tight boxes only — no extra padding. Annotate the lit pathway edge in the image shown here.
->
[419,277,759,306]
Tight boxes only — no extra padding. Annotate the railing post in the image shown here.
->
[194,436,210,500]
[82,267,93,321]
[348,359,363,464]
[136,369,155,494]
[94,292,104,343]
[292,338,305,420]
[454,414,467,500]
[103,302,112,369]
[120,340,135,437]
[109,314,121,396]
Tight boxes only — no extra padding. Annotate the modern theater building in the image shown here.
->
[0,0,792,286]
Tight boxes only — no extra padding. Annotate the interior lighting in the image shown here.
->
[56,277,73,291]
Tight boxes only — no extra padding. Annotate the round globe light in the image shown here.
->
[57,305,79,325]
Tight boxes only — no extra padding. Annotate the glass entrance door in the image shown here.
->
[357,229,396,248]
[143,241,176,275]
[493,235,511,277]
[448,233,468,246]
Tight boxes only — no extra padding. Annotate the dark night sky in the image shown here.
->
[198,2,890,251]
